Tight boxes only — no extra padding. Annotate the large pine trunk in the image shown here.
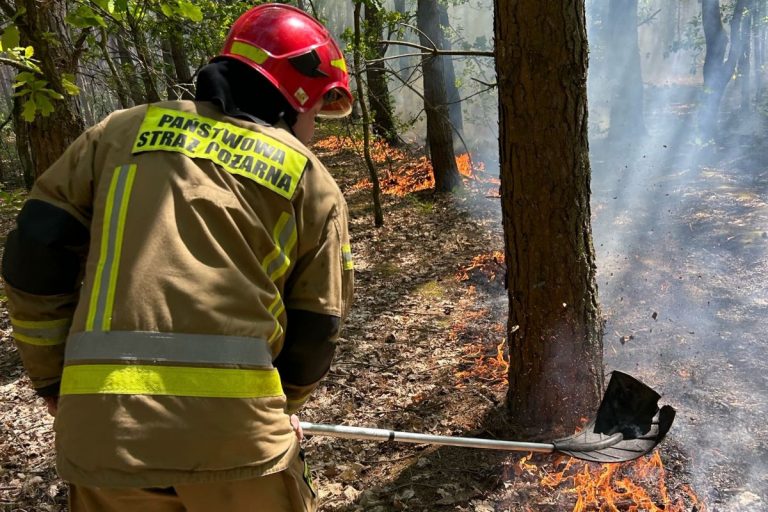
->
[417,0,461,192]
[495,0,603,438]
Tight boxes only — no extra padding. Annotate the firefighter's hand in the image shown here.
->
[290,414,304,441]
[43,396,58,417]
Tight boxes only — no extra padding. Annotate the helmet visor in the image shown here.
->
[318,88,353,118]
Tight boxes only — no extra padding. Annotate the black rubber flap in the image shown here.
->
[551,371,676,462]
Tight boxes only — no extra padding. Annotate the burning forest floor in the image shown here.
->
[0,123,766,511]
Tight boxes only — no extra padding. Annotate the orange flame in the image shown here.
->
[526,451,706,512]
[454,338,509,388]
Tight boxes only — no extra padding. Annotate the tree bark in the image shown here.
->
[364,2,399,146]
[417,0,461,192]
[98,27,131,109]
[354,0,384,227]
[4,0,86,184]
[700,0,748,134]
[168,25,194,100]
[116,36,146,105]
[127,11,160,103]
[495,0,603,438]
[607,0,645,139]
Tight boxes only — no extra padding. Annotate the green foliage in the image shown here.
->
[0,186,26,214]
[66,4,107,28]
[1,25,20,50]
[13,71,65,121]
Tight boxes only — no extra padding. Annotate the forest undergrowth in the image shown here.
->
[0,128,721,511]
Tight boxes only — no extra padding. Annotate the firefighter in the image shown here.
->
[1,4,353,511]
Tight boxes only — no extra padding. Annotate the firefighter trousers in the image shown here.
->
[68,453,317,512]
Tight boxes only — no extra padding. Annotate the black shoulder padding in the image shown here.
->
[274,309,340,386]
[2,200,89,295]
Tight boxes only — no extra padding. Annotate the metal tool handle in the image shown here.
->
[300,422,555,453]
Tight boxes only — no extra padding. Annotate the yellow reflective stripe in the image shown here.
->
[12,332,65,346]
[267,295,285,344]
[342,243,354,270]
[230,41,269,65]
[104,165,136,330]
[10,318,70,329]
[87,165,137,331]
[330,58,347,73]
[132,106,308,200]
[262,212,297,281]
[61,364,284,398]
[10,317,70,346]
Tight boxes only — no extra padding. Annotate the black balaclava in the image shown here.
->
[195,59,299,128]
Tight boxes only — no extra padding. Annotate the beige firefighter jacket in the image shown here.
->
[3,100,353,487]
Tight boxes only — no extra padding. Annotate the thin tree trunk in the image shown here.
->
[700,0,748,134]
[739,2,753,113]
[496,0,603,438]
[168,27,194,100]
[99,27,131,109]
[417,0,461,192]
[161,38,177,100]
[364,2,399,146]
[127,12,160,103]
[354,1,384,227]
[116,36,145,105]
[438,4,463,142]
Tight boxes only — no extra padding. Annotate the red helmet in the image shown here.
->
[218,3,353,118]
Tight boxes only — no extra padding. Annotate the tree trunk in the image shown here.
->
[4,0,86,184]
[607,0,645,139]
[700,0,748,134]
[754,0,764,104]
[438,4,464,143]
[99,27,131,109]
[364,2,399,146]
[354,0,384,227]
[168,26,194,100]
[495,0,603,438]
[739,2,753,113]
[417,0,461,192]
[116,36,146,105]
[161,38,177,100]
[127,12,160,103]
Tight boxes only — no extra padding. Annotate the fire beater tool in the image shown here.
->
[301,371,675,463]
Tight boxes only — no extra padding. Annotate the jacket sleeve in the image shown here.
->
[1,124,100,396]
[280,202,354,413]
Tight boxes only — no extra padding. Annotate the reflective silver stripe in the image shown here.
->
[10,318,71,345]
[65,331,273,368]
[87,164,137,331]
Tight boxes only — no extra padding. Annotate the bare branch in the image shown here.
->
[638,8,662,27]
[378,40,494,57]
[0,56,39,73]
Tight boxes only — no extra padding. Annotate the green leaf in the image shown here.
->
[160,3,174,17]
[61,74,81,96]
[14,72,37,86]
[1,25,20,50]
[177,0,203,22]
[93,0,116,13]
[35,94,55,116]
[24,46,34,58]
[65,5,107,28]
[21,98,37,122]
[41,88,64,100]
